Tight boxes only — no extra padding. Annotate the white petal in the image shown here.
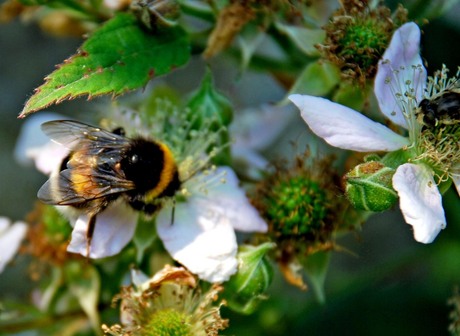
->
[14,113,67,167]
[157,167,266,282]
[27,142,69,175]
[194,167,268,232]
[289,94,409,152]
[393,163,446,243]
[375,23,427,128]
[157,202,238,283]
[67,202,138,258]
[231,105,296,151]
[0,218,27,273]
[232,145,269,180]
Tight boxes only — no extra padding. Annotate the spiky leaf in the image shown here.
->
[20,12,190,117]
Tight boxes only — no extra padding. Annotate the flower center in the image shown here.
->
[266,176,328,239]
[413,66,460,181]
[340,18,389,71]
[144,309,192,336]
[417,125,460,183]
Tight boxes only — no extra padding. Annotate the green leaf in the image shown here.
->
[333,81,368,111]
[274,22,325,56]
[237,24,266,72]
[20,12,190,117]
[37,267,64,311]
[286,61,340,101]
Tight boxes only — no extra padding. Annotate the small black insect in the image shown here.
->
[418,90,460,127]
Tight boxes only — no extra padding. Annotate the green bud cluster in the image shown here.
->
[319,2,407,85]
[340,18,389,71]
[266,176,328,238]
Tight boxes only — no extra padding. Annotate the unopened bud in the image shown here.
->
[223,242,275,315]
[345,161,398,212]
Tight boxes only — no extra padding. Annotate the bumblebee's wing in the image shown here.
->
[38,168,136,205]
[41,120,129,151]
[39,120,137,204]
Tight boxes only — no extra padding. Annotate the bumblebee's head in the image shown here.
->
[120,138,170,193]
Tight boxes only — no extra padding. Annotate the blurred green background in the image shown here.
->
[1,1,460,335]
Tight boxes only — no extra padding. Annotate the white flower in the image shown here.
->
[0,217,27,273]
[68,165,267,283]
[230,104,296,180]
[157,166,267,282]
[19,111,267,282]
[14,112,69,174]
[289,22,454,244]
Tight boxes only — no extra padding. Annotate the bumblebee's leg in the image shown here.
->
[170,199,176,225]
[86,214,97,257]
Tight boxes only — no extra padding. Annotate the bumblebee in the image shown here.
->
[38,120,180,255]
[417,89,460,127]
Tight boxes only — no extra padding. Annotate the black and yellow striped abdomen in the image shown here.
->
[119,138,180,213]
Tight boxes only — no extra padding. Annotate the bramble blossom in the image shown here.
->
[290,22,459,243]
[0,217,27,273]
[17,109,267,282]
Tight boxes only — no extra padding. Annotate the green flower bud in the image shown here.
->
[131,0,180,31]
[186,68,233,164]
[345,161,398,212]
[186,68,233,130]
[223,243,275,315]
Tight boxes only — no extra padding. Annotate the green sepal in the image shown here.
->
[274,22,325,56]
[185,68,233,165]
[345,161,398,212]
[186,68,233,128]
[223,242,275,315]
[438,175,453,195]
[20,12,190,117]
[64,261,101,333]
[133,214,158,263]
[380,149,412,169]
[300,250,331,304]
[42,205,72,243]
[237,23,266,72]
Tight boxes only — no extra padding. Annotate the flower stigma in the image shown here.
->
[102,266,228,336]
